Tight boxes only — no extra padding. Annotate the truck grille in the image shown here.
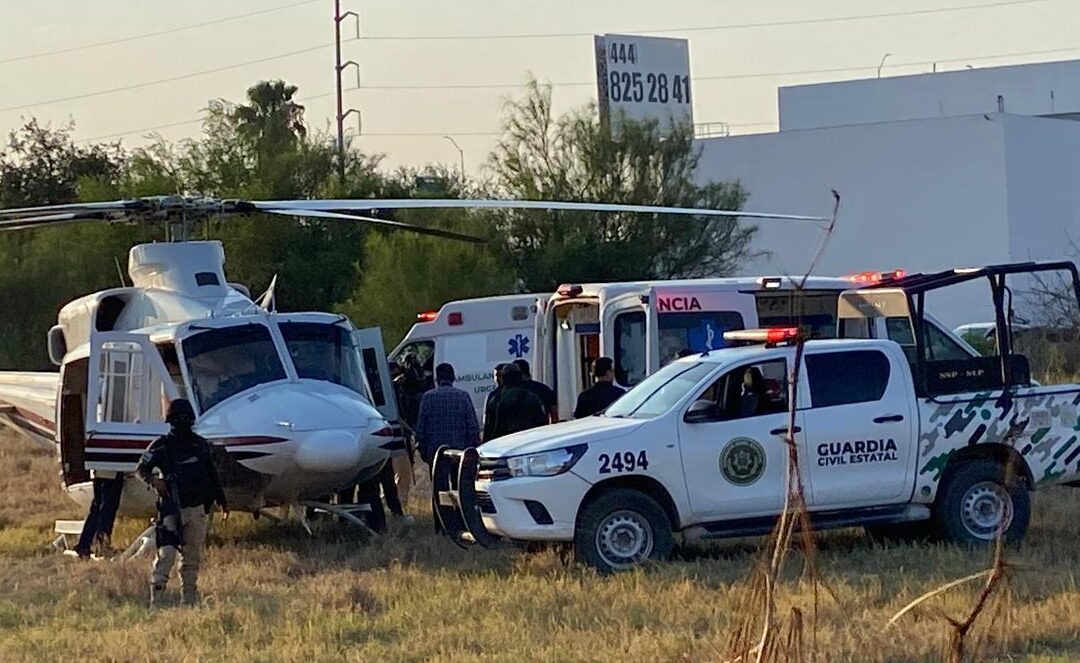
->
[475,491,497,514]
[476,457,511,481]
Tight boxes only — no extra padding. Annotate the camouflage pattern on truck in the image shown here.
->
[916,387,1080,499]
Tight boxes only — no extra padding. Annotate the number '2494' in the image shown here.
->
[599,451,650,474]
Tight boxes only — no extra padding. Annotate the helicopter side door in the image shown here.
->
[84,332,181,472]
[353,327,401,430]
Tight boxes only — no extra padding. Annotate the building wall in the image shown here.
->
[779,59,1080,131]
[698,114,1017,325]
[1000,115,1080,263]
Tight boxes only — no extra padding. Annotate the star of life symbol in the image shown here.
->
[508,334,530,358]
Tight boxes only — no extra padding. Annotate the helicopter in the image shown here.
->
[0,195,831,531]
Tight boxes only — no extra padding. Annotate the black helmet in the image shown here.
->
[165,398,196,427]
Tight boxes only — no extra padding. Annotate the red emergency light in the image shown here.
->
[557,284,583,297]
[844,269,906,284]
[723,327,803,345]
[447,312,464,326]
[416,311,439,323]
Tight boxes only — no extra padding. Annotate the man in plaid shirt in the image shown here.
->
[415,363,480,465]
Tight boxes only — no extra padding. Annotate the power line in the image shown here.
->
[0,0,323,66]
[357,0,1055,41]
[70,42,1080,143]
[77,91,338,142]
[352,44,1080,91]
[0,44,331,114]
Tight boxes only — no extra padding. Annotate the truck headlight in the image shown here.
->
[506,444,587,478]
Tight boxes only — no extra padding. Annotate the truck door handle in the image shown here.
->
[769,426,801,435]
[873,414,904,424]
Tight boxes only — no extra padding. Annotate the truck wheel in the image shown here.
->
[932,459,1030,546]
[575,489,673,574]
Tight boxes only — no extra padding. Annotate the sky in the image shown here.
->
[0,0,1075,174]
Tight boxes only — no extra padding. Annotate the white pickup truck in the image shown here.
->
[432,262,1080,572]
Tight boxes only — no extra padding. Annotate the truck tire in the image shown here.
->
[932,459,1030,546]
[575,488,674,574]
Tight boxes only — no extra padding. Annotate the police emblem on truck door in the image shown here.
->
[721,437,766,485]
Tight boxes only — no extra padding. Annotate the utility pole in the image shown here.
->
[334,0,360,185]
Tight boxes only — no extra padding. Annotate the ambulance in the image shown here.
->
[395,272,977,420]
[391,294,551,416]
[532,271,978,420]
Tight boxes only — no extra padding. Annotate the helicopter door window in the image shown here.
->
[182,324,286,412]
[95,341,169,425]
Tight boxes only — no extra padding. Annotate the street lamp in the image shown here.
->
[443,135,465,179]
[877,52,892,78]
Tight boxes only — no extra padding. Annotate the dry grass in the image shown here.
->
[2,432,1080,662]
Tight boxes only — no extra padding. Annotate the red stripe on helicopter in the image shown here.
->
[0,400,56,434]
[213,436,290,447]
[88,435,289,450]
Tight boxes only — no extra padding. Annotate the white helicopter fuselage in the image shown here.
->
[0,241,398,517]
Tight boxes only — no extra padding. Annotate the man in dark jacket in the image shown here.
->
[136,399,228,606]
[513,359,558,423]
[484,363,547,442]
[574,357,626,418]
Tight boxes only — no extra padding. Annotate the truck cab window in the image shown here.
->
[924,322,970,360]
[806,350,890,408]
[697,359,788,420]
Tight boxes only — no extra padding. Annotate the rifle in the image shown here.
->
[152,466,185,548]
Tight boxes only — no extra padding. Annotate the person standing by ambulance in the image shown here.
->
[415,363,479,466]
[574,357,625,418]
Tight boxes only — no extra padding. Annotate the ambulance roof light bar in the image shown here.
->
[722,327,803,346]
[416,311,438,323]
[845,269,906,284]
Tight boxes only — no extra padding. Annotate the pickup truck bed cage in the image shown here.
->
[863,261,1080,300]
[848,260,1080,394]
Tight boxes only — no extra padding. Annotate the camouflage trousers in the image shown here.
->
[151,506,208,592]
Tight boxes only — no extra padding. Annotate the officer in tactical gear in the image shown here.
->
[136,398,228,606]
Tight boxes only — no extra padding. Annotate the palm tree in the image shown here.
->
[230,81,307,169]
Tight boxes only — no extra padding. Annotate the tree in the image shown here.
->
[488,79,755,291]
[339,167,514,344]
[0,120,155,368]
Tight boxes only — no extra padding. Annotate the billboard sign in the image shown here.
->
[594,33,693,135]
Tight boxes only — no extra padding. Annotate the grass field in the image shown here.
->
[1,431,1079,662]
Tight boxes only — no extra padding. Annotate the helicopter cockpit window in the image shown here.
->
[182,324,286,412]
[279,322,367,395]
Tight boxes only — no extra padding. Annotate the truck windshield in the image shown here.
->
[605,361,716,420]
[279,321,367,395]
[183,323,287,411]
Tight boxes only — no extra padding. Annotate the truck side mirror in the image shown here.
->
[684,399,721,423]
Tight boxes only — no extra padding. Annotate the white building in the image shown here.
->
[699,59,1080,326]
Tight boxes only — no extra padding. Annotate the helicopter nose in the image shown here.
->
[294,429,362,473]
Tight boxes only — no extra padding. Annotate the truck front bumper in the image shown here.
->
[431,446,588,545]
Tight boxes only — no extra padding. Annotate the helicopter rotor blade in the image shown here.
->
[0,212,101,232]
[263,209,487,243]
[0,200,142,220]
[254,199,830,223]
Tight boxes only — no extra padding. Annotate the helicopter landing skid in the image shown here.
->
[298,501,376,539]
